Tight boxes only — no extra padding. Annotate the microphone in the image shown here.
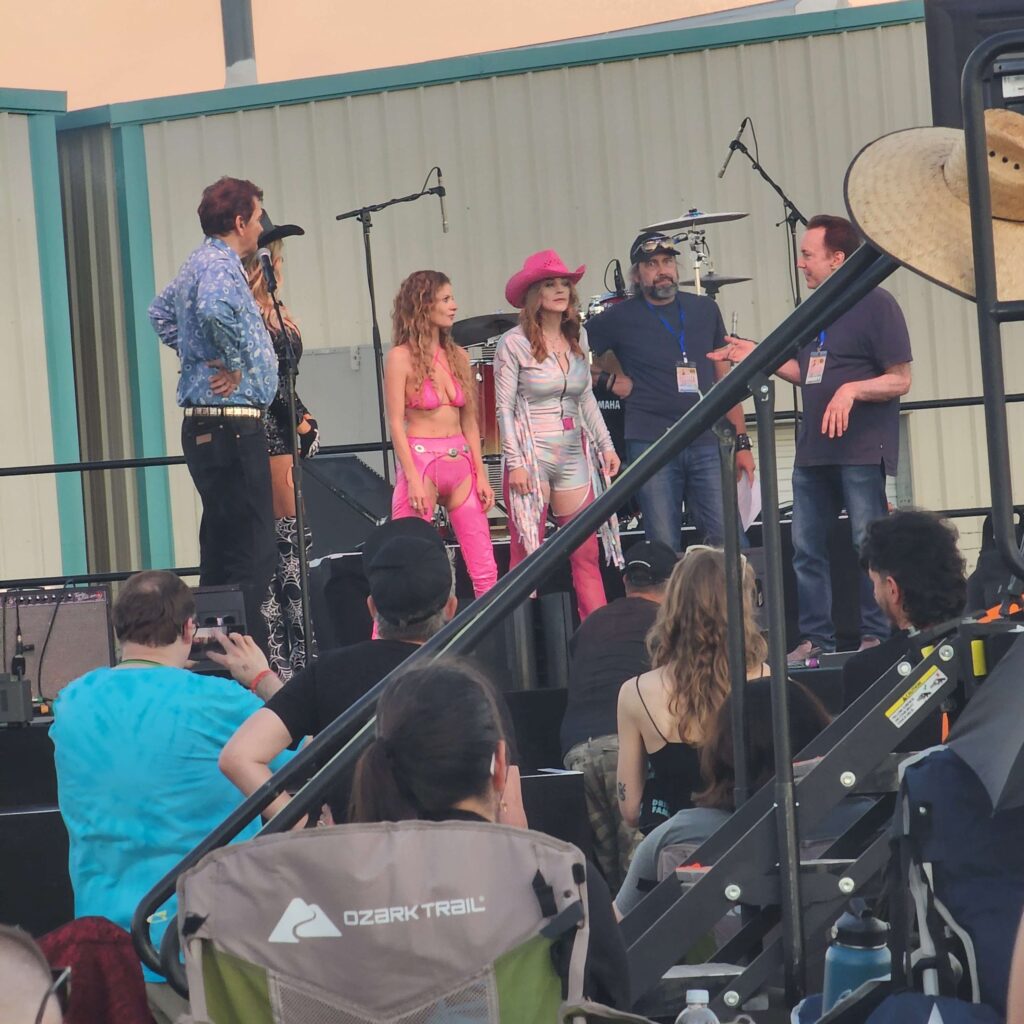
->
[437,168,449,234]
[612,259,626,297]
[257,247,277,294]
[718,117,749,179]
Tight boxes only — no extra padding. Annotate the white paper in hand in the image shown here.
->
[737,472,761,532]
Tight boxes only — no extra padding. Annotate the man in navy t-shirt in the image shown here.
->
[711,215,912,662]
[587,231,755,550]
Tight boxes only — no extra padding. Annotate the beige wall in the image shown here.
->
[0,114,66,578]
[5,0,892,109]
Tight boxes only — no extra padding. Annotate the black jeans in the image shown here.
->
[181,415,276,655]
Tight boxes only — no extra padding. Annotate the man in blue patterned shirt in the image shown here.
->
[149,176,278,654]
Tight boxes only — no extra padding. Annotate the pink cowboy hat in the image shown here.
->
[504,249,586,308]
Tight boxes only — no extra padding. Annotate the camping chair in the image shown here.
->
[809,746,1024,1024]
[174,819,648,1023]
[887,746,1024,1016]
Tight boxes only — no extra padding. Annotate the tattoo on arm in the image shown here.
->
[617,782,626,803]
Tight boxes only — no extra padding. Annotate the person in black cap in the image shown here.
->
[560,538,677,889]
[585,231,754,551]
[216,516,458,821]
[243,212,320,681]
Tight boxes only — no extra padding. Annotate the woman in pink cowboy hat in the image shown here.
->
[494,250,623,619]
[384,270,497,600]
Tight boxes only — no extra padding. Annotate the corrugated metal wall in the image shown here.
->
[58,127,144,573]
[0,112,65,578]
[135,17,1021,567]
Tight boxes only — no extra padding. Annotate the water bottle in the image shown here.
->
[821,900,891,1013]
[675,988,719,1024]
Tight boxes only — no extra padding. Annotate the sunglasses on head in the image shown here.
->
[34,966,71,1024]
[635,237,676,255]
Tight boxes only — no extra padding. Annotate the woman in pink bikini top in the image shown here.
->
[383,271,497,599]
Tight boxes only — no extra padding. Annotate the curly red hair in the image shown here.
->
[392,270,473,412]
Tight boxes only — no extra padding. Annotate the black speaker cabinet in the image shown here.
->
[303,455,392,559]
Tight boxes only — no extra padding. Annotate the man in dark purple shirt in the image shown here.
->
[711,215,912,661]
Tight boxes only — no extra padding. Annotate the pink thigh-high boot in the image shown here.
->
[554,493,607,621]
[448,487,498,597]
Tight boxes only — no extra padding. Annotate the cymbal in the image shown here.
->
[644,210,749,232]
[451,313,519,348]
[679,274,751,290]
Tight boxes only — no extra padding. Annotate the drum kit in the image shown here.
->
[451,208,752,506]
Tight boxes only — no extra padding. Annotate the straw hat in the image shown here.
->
[844,108,1024,301]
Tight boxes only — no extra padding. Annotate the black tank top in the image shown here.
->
[635,676,702,835]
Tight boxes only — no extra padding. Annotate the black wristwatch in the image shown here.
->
[597,371,611,392]
[735,433,752,452]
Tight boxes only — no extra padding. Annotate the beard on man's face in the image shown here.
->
[643,278,677,300]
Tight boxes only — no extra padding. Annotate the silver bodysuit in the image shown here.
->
[494,325,614,490]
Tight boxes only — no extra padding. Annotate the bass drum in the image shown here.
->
[582,291,628,323]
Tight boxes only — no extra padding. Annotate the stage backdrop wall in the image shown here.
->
[54,0,1019,574]
[0,90,85,581]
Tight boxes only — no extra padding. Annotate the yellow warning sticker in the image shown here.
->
[885,666,947,729]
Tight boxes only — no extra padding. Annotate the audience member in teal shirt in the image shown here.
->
[50,570,293,1023]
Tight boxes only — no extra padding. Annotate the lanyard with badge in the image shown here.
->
[647,297,700,395]
[805,331,827,385]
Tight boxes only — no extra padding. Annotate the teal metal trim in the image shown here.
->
[0,89,66,115]
[112,124,175,568]
[59,0,923,130]
[27,113,88,575]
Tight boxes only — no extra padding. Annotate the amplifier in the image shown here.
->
[0,588,114,700]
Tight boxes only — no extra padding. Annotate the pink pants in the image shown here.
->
[392,435,497,598]
[503,472,607,620]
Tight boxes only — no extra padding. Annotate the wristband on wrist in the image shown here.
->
[597,371,610,391]
[735,433,752,453]
[249,668,273,693]
[609,373,617,391]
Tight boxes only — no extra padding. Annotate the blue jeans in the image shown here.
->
[791,463,891,649]
[626,439,747,552]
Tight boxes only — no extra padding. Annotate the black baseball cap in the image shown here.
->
[362,518,453,625]
[629,230,680,265]
[622,540,678,586]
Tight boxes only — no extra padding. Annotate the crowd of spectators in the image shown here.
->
[8,506,999,1021]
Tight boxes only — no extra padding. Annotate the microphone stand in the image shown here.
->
[266,286,315,666]
[729,136,807,439]
[336,175,445,486]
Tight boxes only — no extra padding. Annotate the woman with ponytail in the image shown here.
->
[348,658,629,1008]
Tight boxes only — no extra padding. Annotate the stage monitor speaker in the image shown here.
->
[925,0,1024,128]
[0,808,73,935]
[303,454,392,559]
[0,588,113,700]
